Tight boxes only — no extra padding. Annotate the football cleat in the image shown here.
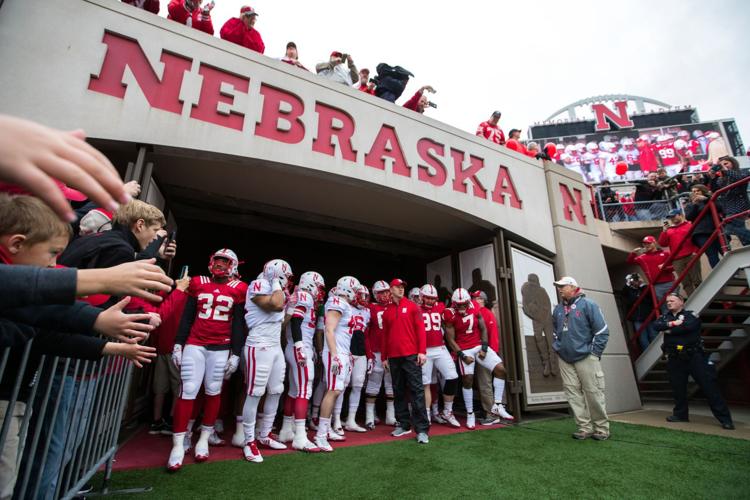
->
[258,435,287,450]
[292,436,322,453]
[442,411,461,428]
[278,419,295,443]
[167,433,186,471]
[183,431,193,452]
[208,430,226,446]
[432,412,447,425]
[331,425,345,437]
[313,435,333,452]
[327,430,346,441]
[466,412,476,430]
[344,420,367,433]
[231,426,245,448]
[491,402,515,421]
[242,441,263,463]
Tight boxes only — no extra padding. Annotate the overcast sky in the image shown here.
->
[164,0,750,145]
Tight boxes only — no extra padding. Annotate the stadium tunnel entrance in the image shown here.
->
[100,141,502,289]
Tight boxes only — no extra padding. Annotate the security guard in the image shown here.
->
[652,293,735,430]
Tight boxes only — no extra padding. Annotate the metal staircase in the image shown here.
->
[635,246,750,399]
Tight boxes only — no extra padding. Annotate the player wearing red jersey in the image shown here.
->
[277,271,326,452]
[654,135,680,173]
[364,280,396,428]
[241,259,294,463]
[313,276,361,451]
[168,249,247,471]
[419,285,460,427]
[443,288,513,429]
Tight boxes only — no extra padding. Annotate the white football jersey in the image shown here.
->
[322,295,355,356]
[618,148,640,165]
[284,289,317,352]
[601,151,619,176]
[244,278,284,347]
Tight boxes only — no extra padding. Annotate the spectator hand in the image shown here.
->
[159,241,177,260]
[83,259,173,301]
[103,342,156,368]
[94,297,155,342]
[417,353,427,366]
[176,275,191,292]
[124,180,141,198]
[0,115,128,222]
[172,344,183,368]
[224,354,239,379]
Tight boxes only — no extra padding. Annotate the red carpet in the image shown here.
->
[113,420,507,471]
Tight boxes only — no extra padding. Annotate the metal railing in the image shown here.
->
[0,341,139,500]
[625,174,750,354]
[595,190,690,223]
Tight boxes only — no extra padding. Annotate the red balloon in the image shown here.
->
[544,143,557,157]
[615,161,628,176]
[505,139,520,152]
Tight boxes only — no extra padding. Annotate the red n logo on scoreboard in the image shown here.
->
[592,101,634,131]
[559,184,587,225]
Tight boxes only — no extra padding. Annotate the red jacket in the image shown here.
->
[121,0,160,14]
[220,18,265,54]
[478,306,500,352]
[167,0,214,35]
[402,90,423,112]
[658,221,698,259]
[627,249,675,284]
[382,298,426,359]
[357,83,376,95]
[127,289,188,354]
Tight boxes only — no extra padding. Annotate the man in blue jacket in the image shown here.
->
[552,276,610,441]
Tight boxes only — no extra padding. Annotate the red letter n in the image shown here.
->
[592,101,634,131]
[88,31,191,114]
[559,184,587,225]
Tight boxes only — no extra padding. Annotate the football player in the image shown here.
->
[408,287,422,305]
[277,271,326,452]
[654,134,680,174]
[241,259,294,463]
[168,249,247,471]
[443,288,513,429]
[313,276,361,451]
[336,285,371,433]
[419,284,460,427]
[364,280,396,428]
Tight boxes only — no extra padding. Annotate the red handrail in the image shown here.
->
[625,172,750,354]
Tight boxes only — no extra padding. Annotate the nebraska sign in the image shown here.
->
[88,31,523,210]
[592,100,635,131]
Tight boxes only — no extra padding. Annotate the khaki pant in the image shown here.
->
[474,364,495,413]
[152,354,181,395]
[672,254,702,297]
[0,400,26,500]
[558,355,609,434]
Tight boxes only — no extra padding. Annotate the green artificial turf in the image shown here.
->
[99,418,750,499]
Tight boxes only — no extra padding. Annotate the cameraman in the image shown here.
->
[402,85,436,114]
[316,51,358,86]
[652,293,734,430]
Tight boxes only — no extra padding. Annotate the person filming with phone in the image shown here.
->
[316,51,359,86]
[402,85,436,114]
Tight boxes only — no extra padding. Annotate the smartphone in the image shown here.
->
[164,230,177,247]
[180,265,189,279]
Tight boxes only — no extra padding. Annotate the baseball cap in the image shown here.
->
[78,208,113,235]
[330,51,343,58]
[240,5,258,16]
[642,235,656,244]
[390,278,407,287]
[667,208,682,218]
[471,290,488,301]
[553,276,578,287]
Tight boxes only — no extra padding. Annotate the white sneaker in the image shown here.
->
[332,425,345,437]
[258,435,287,450]
[194,438,209,463]
[491,402,515,421]
[167,433,186,471]
[432,412,447,425]
[278,420,295,443]
[242,441,263,463]
[313,435,333,452]
[231,426,245,448]
[327,430,346,441]
[466,412,476,430]
[292,435,321,453]
[344,420,367,433]
[208,430,226,446]
[442,411,461,428]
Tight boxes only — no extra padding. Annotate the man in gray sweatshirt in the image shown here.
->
[552,276,610,441]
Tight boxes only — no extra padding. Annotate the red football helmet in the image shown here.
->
[209,248,239,278]
[451,288,471,315]
[420,284,438,308]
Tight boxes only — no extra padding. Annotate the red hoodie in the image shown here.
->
[627,248,675,284]
[658,221,698,259]
[382,297,426,359]
[220,17,265,54]
[477,306,500,352]
[167,0,214,35]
